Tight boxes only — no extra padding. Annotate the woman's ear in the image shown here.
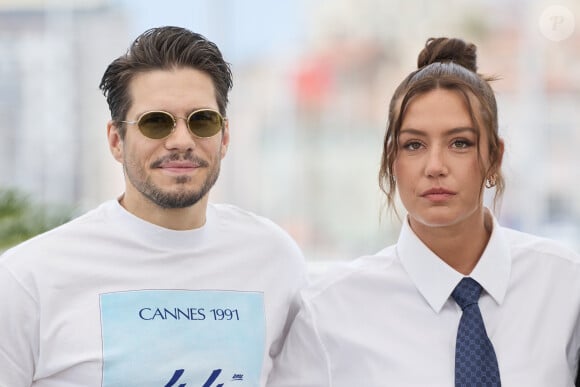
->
[495,138,505,171]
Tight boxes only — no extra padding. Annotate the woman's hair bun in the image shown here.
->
[417,37,478,72]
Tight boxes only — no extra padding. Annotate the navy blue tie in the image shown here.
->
[452,278,501,386]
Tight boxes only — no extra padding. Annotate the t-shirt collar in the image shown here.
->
[397,209,511,313]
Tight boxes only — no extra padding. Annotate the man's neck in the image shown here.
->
[118,193,208,230]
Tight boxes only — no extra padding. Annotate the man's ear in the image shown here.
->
[220,119,230,160]
[107,120,123,163]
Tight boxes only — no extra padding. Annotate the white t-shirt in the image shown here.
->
[268,213,580,387]
[0,200,307,387]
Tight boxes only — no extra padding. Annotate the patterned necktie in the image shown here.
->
[451,277,501,386]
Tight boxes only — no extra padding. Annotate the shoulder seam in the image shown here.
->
[0,264,39,306]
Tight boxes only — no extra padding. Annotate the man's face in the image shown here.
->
[108,67,229,211]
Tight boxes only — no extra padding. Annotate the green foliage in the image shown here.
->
[0,188,73,251]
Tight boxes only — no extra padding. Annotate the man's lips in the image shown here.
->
[158,161,200,173]
[151,155,209,172]
[161,161,199,168]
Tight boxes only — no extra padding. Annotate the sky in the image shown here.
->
[116,0,307,65]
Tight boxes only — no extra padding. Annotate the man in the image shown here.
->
[0,26,307,386]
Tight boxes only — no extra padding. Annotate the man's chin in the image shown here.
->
[147,190,206,209]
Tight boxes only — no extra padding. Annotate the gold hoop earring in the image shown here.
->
[485,174,497,188]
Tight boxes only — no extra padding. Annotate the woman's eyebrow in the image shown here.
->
[399,127,476,136]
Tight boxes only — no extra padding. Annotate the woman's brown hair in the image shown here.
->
[379,37,504,215]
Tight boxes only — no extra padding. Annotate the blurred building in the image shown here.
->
[227,0,580,256]
[0,0,126,212]
[0,0,578,259]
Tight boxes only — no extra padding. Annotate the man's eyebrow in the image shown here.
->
[399,127,477,136]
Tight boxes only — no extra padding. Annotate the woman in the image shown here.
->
[268,37,580,386]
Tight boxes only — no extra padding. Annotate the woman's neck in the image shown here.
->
[409,209,493,275]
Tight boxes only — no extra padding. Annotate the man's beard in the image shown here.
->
[125,151,221,209]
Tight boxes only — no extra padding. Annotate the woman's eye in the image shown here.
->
[403,141,422,150]
[452,139,473,149]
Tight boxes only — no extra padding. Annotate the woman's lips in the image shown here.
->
[421,187,456,202]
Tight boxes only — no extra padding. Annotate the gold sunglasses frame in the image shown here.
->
[120,109,226,139]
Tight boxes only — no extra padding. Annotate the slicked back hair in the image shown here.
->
[99,26,233,138]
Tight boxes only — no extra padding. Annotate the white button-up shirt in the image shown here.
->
[268,213,580,386]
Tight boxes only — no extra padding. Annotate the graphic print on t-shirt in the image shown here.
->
[99,290,265,386]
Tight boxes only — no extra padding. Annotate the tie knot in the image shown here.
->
[451,277,482,310]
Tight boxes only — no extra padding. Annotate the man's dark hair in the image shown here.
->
[99,26,233,138]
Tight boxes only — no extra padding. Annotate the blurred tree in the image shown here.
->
[0,188,73,251]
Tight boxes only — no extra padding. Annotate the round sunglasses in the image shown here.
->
[120,109,226,139]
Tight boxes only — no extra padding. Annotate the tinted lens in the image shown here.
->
[187,110,223,137]
[138,112,175,139]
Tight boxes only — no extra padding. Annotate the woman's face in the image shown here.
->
[393,88,496,233]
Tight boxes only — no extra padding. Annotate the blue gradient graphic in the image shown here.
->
[100,290,265,386]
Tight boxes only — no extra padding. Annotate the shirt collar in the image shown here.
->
[397,209,511,313]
